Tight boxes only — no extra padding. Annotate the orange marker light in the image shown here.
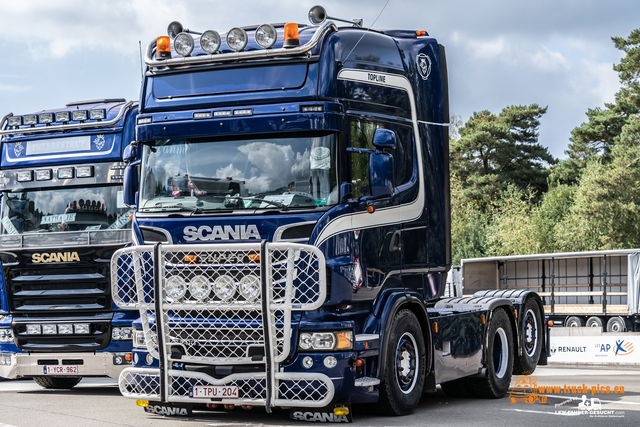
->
[157,36,171,53]
[125,353,132,362]
[515,309,518,318]
[355,358,364,367]
[366,205,375,214]
[433,322,438,333]
[415,30,427,37]
[548,320,554,327]
[481,314,486,324]
[184,255,198,263]
[283,23,300,48]
[249,254,261,262]
[129,214,133,220]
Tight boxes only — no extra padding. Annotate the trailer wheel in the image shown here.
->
[379,309,426,416]
[513,300,542,374]
[606,316,626,333]
[33,376,82,389]
[565,316,583,327]
[467,308,513,399]
[586,317,603,330]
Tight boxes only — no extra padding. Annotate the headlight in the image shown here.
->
[174,32,194,56]
[213,275,236,301]
[255,24,277,49]
[112,327,132,341]
[74,323,90,335]
[189,275,211,301]
[298,331,353,351]
[239,275,260,301]
[0,329,14,343]
[200,30,221,54]
[226,27,248,52]
[166,276,187,301]
[58,324,73,334]
[133,329,147,349]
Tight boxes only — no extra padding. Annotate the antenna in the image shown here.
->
[138,41,144,82]
[340,0,391,67]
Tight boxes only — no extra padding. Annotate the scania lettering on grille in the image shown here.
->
[32,252,80,263]
[183,225,261,241]
[292,411,350,423]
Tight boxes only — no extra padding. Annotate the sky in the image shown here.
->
[1,0,639,159]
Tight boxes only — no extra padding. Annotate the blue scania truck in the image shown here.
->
[112,6,547,419]
[0,99,139,389]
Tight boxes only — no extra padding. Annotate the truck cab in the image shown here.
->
[0,99,138,388]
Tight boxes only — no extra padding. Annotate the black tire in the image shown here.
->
[440,378,471,397]
[379,309,427,416]
[33,376,82,389]
[586,316,603,330]
[513,300,542,375]
[606,316,626,333]
[565,316,583,327]
[467,309,513,399]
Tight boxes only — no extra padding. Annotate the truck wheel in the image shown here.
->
[606,316,626,333]
[565,316,583,327]
[586,317,603,330]
[467,309,513,399]
[513,300,542,374]
[33,377,82,389]
[379,309,426,416]
[440,378,471,397]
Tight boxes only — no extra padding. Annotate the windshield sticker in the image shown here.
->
[85,225,101,230]
[315,199,327,206]
[108,209,135,230]
[259,194,295,208]
[26,136,91,156]
[1,217,18,235]
[117,191,126,208]
[41,213,76,224]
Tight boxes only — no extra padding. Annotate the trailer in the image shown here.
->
[462,249,640,332]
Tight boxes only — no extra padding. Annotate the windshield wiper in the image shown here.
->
[206,196,288,211]
[152,203,204,214]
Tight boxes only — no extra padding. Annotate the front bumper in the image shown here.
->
[0,352,131,379]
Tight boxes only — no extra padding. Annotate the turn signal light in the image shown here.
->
[125,353,133,362]
[548,320,554,327]
[283,23,299,48]
[481,314,486,324]
[366,205,375,214]
[136,400,149,407]
[184,255,198,263]
[334,407,349,416]
[335,332,353,350]
[248,254,260,262]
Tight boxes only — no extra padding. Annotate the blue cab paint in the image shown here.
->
[0,99,139,384]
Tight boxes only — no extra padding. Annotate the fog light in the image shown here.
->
[42,324,57,335]
[115,356,123,365]
[302,356,313,369]
[76,166,94,178]
[17,170,33,182]
[0,329,14,342]
[74,323,90,334]
[58,324,73,334]
[145,354,154,365]
[334,407,349,416]
[136,400,149,407]
[323,356,338,369]
[57,168,74,179]
[36,169,52,181]
[27,324,41,335]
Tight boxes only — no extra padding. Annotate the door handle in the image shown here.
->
[389,230,402,253]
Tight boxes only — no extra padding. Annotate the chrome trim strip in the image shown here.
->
[0,101,135,136]
[144,21,338,69]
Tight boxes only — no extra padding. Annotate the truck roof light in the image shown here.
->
[283,23,299,48]
[416,30,427,37]
[89,109,106,120]
[255,24,277,49]
[233,109,253,116]
[72,110,88,121]
[174,32,194,57]
[157,36,171,53]
[55,112,70,123]
[193,111,212,119]
[200,30,221,54]
[138,117,152,125]
[167,21,183,39]
[23,115,38,125]
[214,110,232,117]
[39,113,53,124]
[7,116,22,127]
[226,27,248,52]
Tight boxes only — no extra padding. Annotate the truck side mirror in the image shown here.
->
[123,144,137,162]
[123,161,139,207]
[369,152,394,198]
[372,128,396,149]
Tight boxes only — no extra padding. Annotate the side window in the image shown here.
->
[349,119,414,198]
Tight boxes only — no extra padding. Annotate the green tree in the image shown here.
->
[450,172,487,264]
[452,104,556,205]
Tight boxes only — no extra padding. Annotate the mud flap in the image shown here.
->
[290,405,353,423]
[143,402,193,416]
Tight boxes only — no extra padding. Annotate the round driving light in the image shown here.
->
[302,356,314,369]
[200,30,221,54]
[145,353,154,365]
[255,24,277,49]
[226,27,248,52]
[189,275,211,301]
[133,353,139,364]
[323,356,338,369]
[299,333,313,350]
[239,275,261,301]
[213,275,237,301]
[174,32,194,56]
[166,276,187,301]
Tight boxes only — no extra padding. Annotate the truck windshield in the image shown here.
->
[0,185,132,235]
[139,134,339,212]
